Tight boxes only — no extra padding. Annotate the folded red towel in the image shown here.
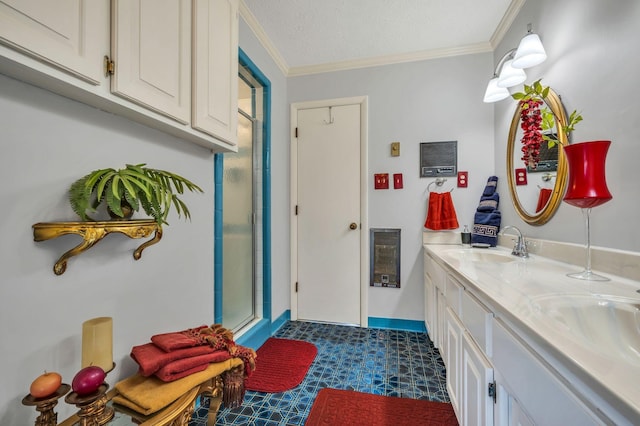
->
[137,324,256,379]
[154,363,209,382]
[131,342,224,376]
[154,351,231,382]
[150,325,209,352]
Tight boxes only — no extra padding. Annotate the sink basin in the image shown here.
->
[532,295,640,365]
[443,249,516,264]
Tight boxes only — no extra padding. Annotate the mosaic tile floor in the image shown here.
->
[190,321,449,425]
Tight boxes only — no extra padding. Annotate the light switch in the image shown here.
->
[393,173,403,189]
[390,142,400,157]
[374,173,389,189]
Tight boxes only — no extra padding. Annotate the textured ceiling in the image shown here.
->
[241,0,521,75]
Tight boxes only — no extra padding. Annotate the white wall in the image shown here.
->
[287,54,495,321]
[0,74,216,423]
[495,0,640,252]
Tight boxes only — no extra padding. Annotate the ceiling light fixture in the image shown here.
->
[483,24,547,103]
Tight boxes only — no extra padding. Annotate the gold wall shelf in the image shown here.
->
[33,220,162,275]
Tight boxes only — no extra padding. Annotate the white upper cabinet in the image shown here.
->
[0,0,238,152]
[111,0,191,124]
[192,0,239,146]
[0,0,109,84]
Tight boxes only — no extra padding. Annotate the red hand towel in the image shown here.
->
[131,342,220,376]
[536,188,553,212]
[150,325,209,352]
[424,192,459,230]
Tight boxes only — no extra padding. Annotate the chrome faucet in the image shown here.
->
[501,226,529,258]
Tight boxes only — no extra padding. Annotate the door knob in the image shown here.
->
[349,222,358,230]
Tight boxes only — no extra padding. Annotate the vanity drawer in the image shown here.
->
[462,291,493,356]
[425,253,446,291]
[492,319,602,425]
[445,275,463,315]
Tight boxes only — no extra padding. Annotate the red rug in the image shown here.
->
[305,388,459,426]
[244,337,317,393]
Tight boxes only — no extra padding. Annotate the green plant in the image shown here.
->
[69,163,203,227]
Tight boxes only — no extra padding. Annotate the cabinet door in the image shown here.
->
[0,0,108,83]
[192,0,239,146]
[424,268,431,335]
[436,289,446,352]
[462,331,494,426]
[111,0,191,123]
[445,307,464,419]
[424,254,436,339]
[508,395,535,426]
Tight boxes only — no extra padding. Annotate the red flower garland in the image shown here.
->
[519,99,543,169]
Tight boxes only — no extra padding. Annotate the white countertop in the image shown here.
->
[423,243,640,422]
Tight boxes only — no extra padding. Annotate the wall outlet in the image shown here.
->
[457,171,468,187]
[515,168,528,185]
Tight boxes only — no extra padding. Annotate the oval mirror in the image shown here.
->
[507,87,569,225]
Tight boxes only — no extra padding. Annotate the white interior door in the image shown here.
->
[295,103,362,325]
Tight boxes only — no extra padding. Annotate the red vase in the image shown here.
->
[563,140,613,208]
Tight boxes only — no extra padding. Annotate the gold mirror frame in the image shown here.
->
[507,87,569,225]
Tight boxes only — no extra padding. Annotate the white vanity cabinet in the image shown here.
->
[424,253,495,426]
[0,0,109,84]
[0,0,239,151]
[424,244,638,425]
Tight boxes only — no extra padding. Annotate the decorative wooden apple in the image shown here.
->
[30,371,62,399]
[71,366,105,396]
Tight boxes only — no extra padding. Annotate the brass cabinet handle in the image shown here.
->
[349,222,358,230]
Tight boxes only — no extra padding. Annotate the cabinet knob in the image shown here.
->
[349,222,358,230]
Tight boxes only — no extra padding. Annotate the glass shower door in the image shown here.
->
[222,109,255,330]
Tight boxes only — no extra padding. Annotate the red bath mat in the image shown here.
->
[244,337,317,393]
[305,388,459,426]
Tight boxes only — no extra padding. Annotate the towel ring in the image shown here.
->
[427,178,454,193]
[541,173,556,182]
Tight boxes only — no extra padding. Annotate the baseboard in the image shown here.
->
[367,317,426,332]
[271,310,291,334]
[235,318,271,350]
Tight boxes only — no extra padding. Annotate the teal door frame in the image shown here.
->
[214,48,272,349]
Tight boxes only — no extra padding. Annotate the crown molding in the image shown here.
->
[239,0,522,77]
[287,43,493,77]
[238,0,290,76]
[490,0,526,49]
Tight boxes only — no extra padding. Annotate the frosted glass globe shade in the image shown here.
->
[483,77,510,103]
[512,33,547,69]
[497,60,527,88]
